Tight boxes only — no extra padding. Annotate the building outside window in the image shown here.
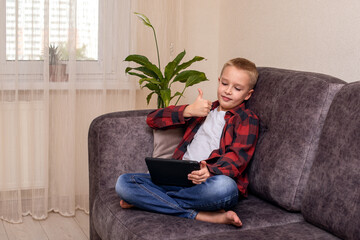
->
[6,0,99,61]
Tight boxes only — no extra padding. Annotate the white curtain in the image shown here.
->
[0,0,134,223]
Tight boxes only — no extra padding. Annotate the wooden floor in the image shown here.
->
[0,210,89,240]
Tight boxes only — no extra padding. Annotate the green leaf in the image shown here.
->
[125,54,164,80]
[146,92,155,105]
[125,67,133,73]
[139,78,160,86]
[174,56,205,75]
[144,83,160,91]
[134,12,153,28]
[164,61,177,81]
[125,54,151,66]
[126,66,158,79]
[173,70,204,83]
[173,50,186,65]
[170,91,183,101]
[164,50,186,81]
[185,73,208,87]
[126,69,148,79]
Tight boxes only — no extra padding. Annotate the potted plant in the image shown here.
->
[49,44,68,82]
[125,12,208,108]
[125,13,209,157]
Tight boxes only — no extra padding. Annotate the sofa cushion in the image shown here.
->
[301,82,360,240]
[195,222,340,240]
[246,67,344,211]
[152,128,184,159]
[92,188,303,240]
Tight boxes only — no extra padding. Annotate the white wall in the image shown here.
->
[133,0,360,109]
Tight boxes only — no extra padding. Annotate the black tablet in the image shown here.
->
[145,157,200,187]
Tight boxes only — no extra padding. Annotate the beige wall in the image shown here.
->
[131,0,186,109]
[133,0,360,109]
[218,1,360,82]
[176,0,222,105]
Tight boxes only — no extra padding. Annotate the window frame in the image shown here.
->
[0,0,132,89]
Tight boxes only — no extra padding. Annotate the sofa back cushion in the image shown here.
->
[301,82,360,240]
[246,67,344,211]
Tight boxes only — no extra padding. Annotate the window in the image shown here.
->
[1,0,131,87]
[5,0,99,61]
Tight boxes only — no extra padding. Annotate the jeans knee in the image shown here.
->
[209,175,238,198]
[115,173,131,198]
[193,175,238,211]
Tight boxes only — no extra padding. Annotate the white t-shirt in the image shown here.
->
[183,108,226,162]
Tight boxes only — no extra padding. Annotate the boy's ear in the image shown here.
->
[245,89,254,101]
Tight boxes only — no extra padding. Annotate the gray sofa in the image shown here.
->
[88,67,360,240]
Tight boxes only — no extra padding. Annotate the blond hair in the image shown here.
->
[220,58,258,89]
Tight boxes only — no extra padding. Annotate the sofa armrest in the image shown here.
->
[88,109,154,200]
[88,109,154,240]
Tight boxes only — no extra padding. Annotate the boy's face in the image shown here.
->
[217,66,254,112]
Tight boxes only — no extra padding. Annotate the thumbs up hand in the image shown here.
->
[183,89,212,118]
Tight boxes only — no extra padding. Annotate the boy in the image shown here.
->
[116,58,259,227]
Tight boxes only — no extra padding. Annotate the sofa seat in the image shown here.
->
[92,188,304,240]
[195,222,340,240]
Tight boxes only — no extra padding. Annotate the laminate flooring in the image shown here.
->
[0,210,89,240]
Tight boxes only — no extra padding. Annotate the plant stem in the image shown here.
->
[157,95,164,108]
[151,26,161,70]
[175,86,187,106]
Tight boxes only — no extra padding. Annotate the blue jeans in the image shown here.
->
[115,173,239,219]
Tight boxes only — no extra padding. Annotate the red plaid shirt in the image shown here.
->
[146,101,259,196]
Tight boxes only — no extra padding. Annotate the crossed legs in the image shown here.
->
[115,173,242,227]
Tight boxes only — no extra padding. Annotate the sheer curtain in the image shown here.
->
[0,0,134,223]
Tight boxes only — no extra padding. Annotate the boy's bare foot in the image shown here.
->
[120,200,134,209]
[195,210,242,227]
